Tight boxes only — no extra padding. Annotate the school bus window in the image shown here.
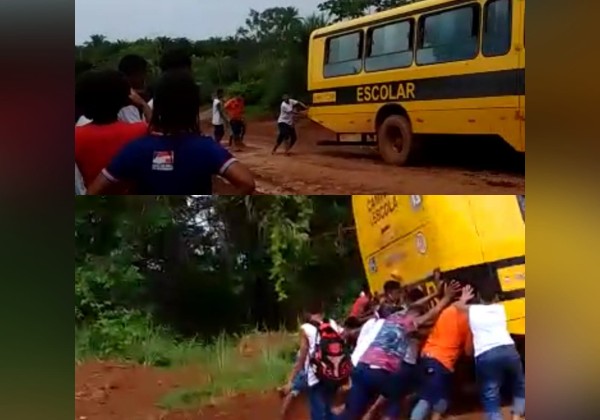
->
[483,0,512,57]
[416,4,480,65]
[323,31,364,78]
[365,20,414,72]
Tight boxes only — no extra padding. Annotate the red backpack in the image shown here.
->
[309,320,353,387]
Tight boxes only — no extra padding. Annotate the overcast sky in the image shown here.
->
[75,0,323,45]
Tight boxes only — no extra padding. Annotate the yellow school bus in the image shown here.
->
[352,195,525,338]
[308,0,525,166]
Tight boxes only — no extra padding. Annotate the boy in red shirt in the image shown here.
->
[224,94,245,150]
[75,69,147,189]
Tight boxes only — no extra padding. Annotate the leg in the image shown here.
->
[280,393,296,420]
[410,399,431,420]
[504,346,525,419]
[285,125,297,154]
[363,396,386,420]
[410,358,451,420]
[272,123,288,154]
[337,364,378,420]
[309,384,327,420]
[476,349,504,420]
[214,125,225,143]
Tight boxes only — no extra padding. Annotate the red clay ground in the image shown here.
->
[75,361,512,420]
[208,118,524,195]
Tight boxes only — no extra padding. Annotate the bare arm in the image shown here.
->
[408,293,438,309]
[217,102,229,125]
[86,172,120,195]
[285,330,309,386]
[129,90,152,122]
[414,281,461,327]
[221,161,256,194]
[140,102,152,122]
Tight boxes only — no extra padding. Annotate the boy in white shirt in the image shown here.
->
[455,285,525,420]
[212,89,228,143]
[282,300,344,420]
[272,94,307,155]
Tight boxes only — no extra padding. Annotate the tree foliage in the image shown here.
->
[317,0,413,22]
[75,196,365,340]
[76,7,330,110]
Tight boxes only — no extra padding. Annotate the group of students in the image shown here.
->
[74,47,309,195]
[281,274,525,420]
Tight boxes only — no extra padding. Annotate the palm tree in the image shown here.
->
[85,34,107,48]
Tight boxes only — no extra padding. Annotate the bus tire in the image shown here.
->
[377,114,417,166]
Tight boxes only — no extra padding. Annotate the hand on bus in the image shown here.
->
[459,285,475,303]
[442,280,461,298]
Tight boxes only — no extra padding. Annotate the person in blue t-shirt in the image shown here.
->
[87,70,255,195]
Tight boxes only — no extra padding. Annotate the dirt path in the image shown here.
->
[208,119,524,195]
[75,361,508,420]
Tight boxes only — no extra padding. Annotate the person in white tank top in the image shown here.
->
[456,285,525,420]
[282,301,343,420]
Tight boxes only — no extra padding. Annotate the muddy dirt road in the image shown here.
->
[208,119,524,195]
[75,362,511,420]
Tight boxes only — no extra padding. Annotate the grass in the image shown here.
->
[157,331,296,410]
[76,320,298,411]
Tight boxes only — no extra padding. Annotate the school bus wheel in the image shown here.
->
[376,114,416,166]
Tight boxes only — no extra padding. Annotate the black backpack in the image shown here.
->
[309,320,353,387]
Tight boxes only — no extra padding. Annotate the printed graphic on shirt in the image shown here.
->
[360,313,414,371]
[152,151,174,171]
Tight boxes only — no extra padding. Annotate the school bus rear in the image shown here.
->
[352,195,525,337]
[308,0,525,166]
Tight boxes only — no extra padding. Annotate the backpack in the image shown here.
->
[309,320,353,387]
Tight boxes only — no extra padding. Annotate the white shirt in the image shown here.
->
[468,304,514,357]
[212,98,224,125]
[76,115,92,126]
[352,318,384,366]
[301,319,343,386]
[75,164,86,195]
[277,99,299,126]
[118,105,143,123]
[76,105,143,126]
[148,98,154,110]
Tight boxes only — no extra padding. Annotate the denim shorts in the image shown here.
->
[291,369,308,396]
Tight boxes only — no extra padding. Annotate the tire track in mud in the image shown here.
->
[205,117,524,195]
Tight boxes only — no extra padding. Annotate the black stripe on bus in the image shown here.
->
[441,255,525,302]
[401,255,525,303]
[309,68,525,106]
[312,0,474,39]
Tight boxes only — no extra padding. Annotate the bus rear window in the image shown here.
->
[324,31,363,78]
[416,4,480,65]
[483,0,512,57]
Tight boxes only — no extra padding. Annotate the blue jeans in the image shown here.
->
[476,344,525,420]
[410,357,452,420]
[337,362,412,420]
[308,382,337,420]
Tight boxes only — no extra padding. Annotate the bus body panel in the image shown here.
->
[308,0,526,152]
[352,195,525,336]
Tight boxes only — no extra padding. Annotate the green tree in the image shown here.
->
[317,0,412,22]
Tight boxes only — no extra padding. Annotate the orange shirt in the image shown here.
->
[421,305,472,371]
[224,97,244,120]
[75,121,147,187]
